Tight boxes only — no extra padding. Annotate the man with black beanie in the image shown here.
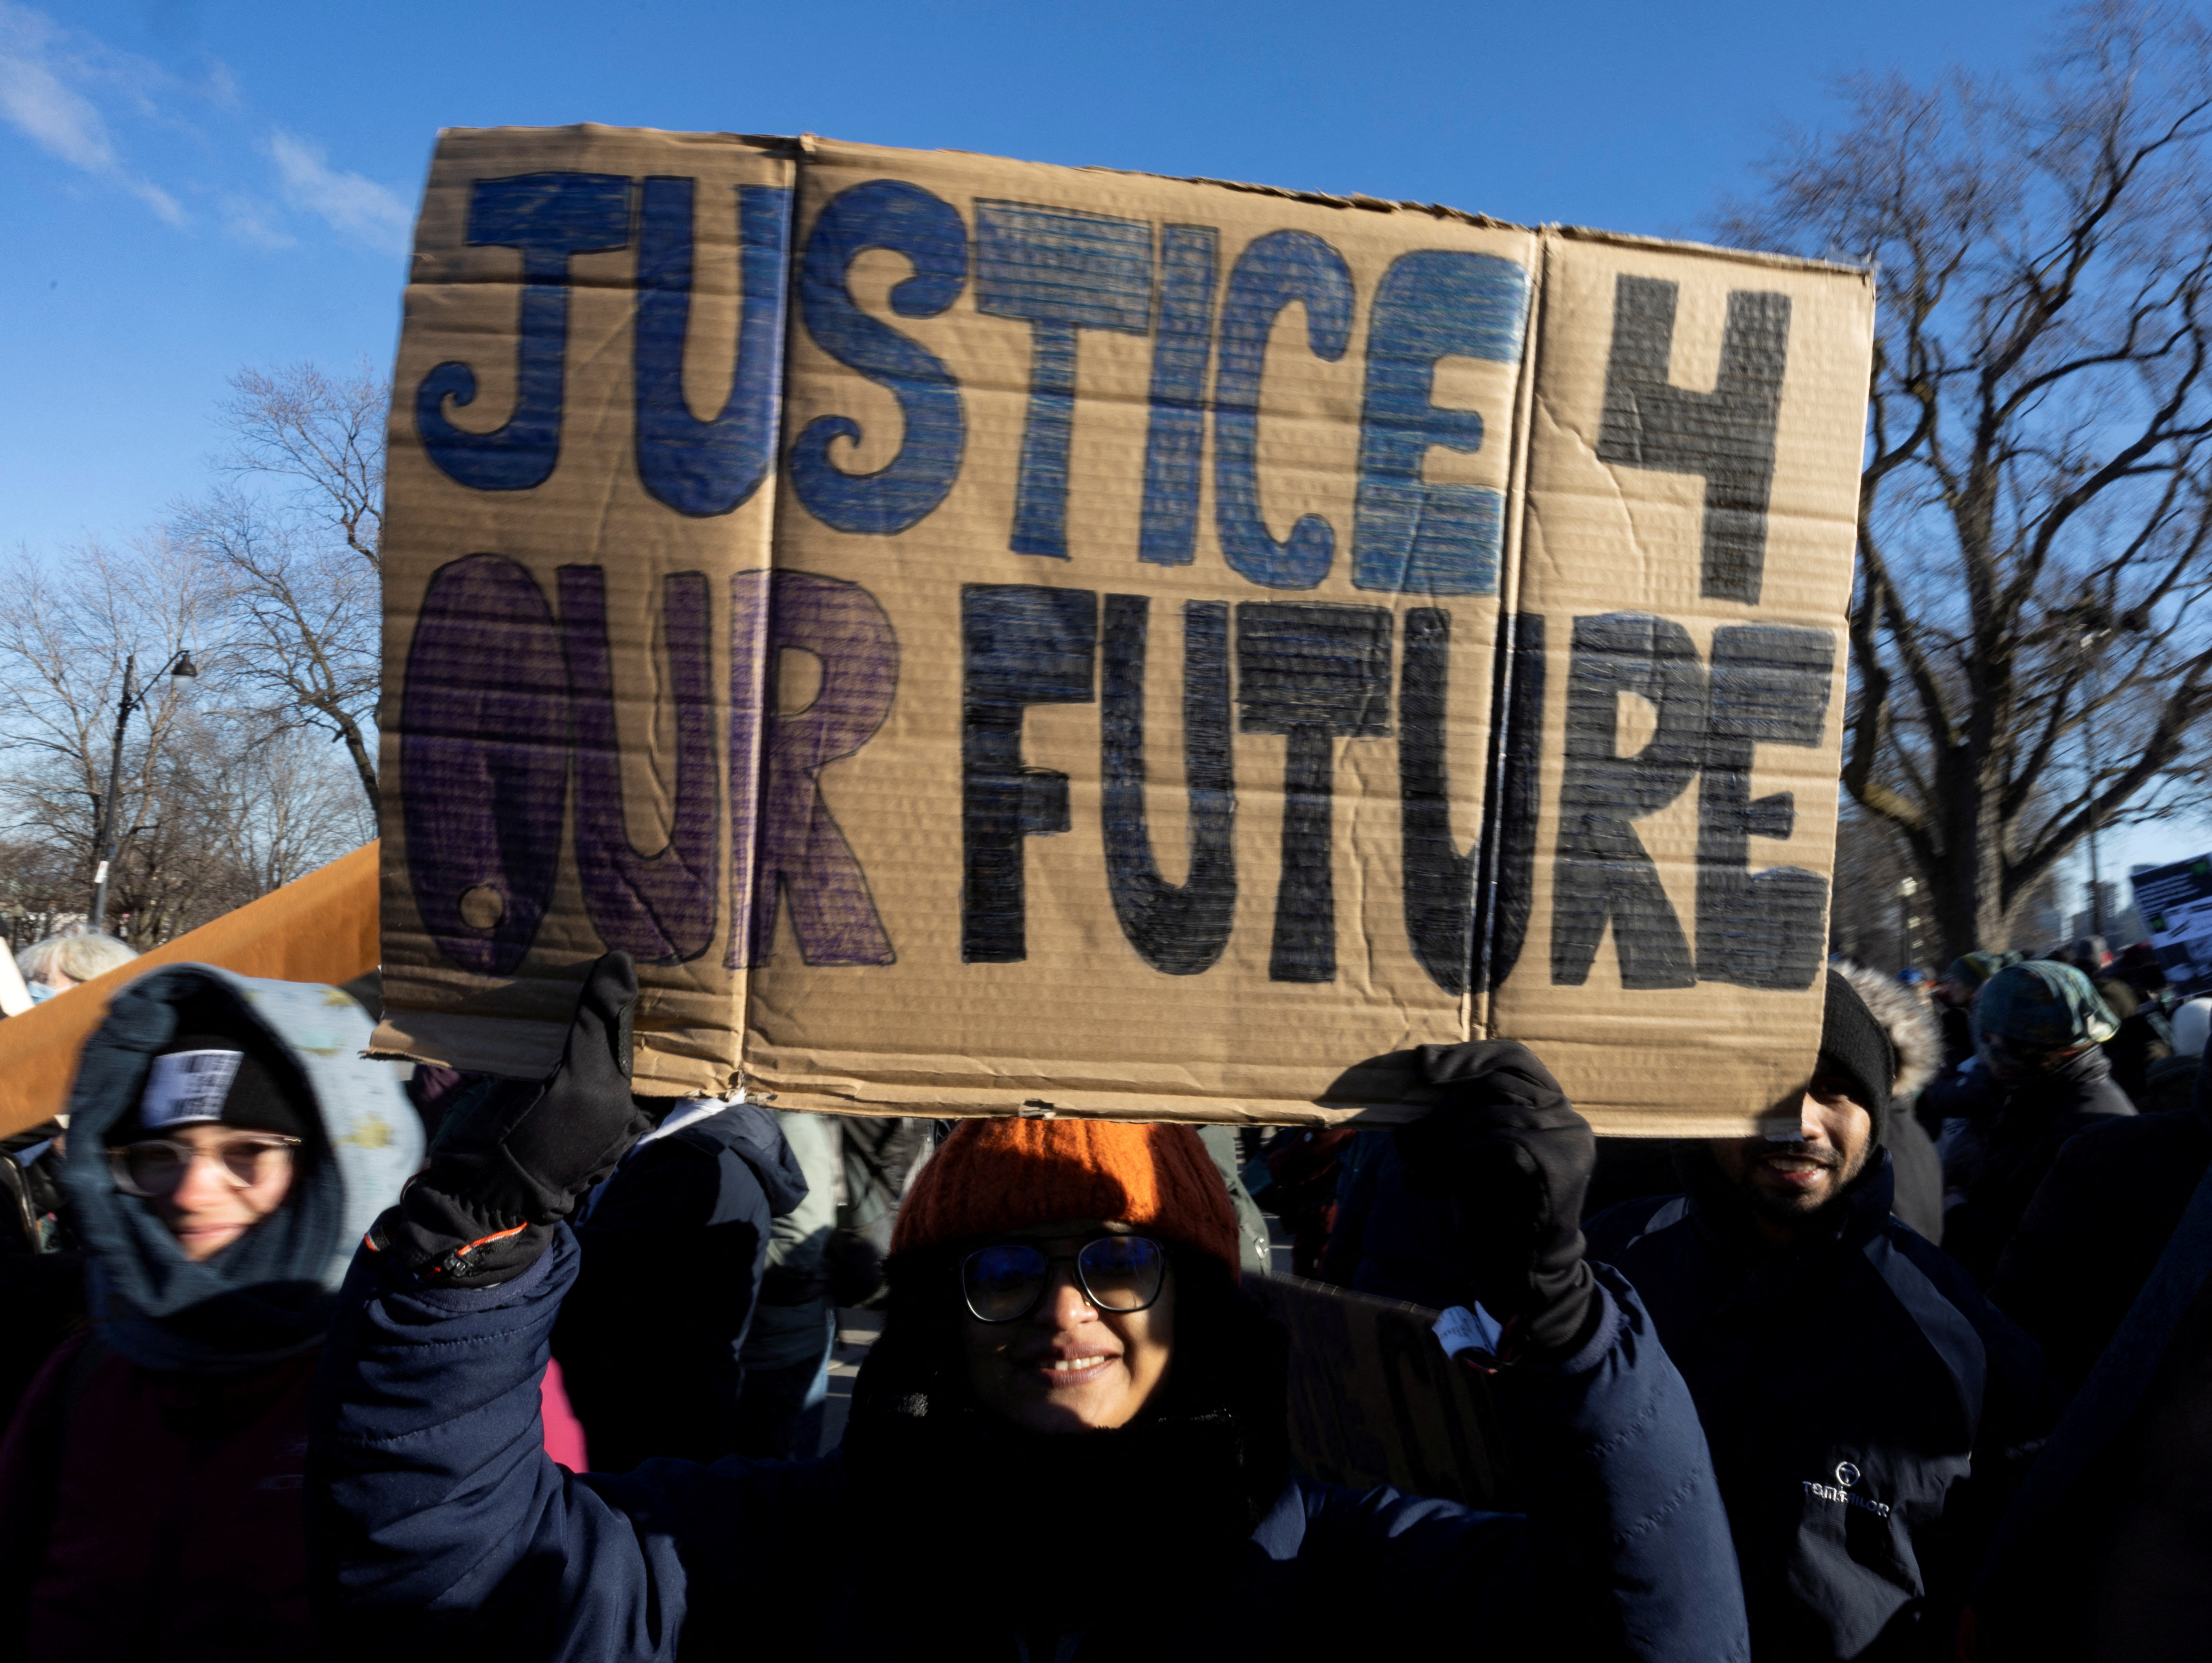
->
[1584,967,2058,1663]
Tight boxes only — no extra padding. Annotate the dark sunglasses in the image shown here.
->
[958,1234,1169,1323]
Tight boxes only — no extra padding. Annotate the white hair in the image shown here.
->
[17,930,139,987]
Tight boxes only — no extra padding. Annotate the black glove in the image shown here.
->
[372,952,654,1287]
[1393,1040,1600,1361]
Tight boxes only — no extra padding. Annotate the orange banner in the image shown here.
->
[0,840,381,1139]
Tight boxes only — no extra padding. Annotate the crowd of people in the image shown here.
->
[0,923,2203,1659]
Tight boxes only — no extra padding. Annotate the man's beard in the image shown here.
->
[1734,1138,1870,1226]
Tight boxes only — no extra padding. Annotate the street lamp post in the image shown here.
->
[89,648,196,934]
[2081,629,2109,941]
[1897,876,1919,973]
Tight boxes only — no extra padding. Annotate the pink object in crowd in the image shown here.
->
[540,1358,590,1472]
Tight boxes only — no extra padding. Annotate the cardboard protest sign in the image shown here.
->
[372,125,1872,1133]
[1246,1272,1518,1509]
[1487,231,1869,1130]
[0,842,381,1139]
[2131,855,2212,997]
[376,127,794,1093]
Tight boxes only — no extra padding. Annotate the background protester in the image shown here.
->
[14,931,137,1003]
[549,1093,806,1474]
[1255,1124,1356,1278]
[1846,967,1947,1241]
[731,1109,841,1460]
[1196,1124,1272,1278]
[1991,1043,2212,1393]
[310,955,1748,1661]
[834,1116,930,1274]
[1931,951,2017,1084]
[0,966,420,1663]
[1933,961,2135,1286]
[1584,966,2052,1663]
[2139,996,2209,1114]
[1973,1051,2212,1661]
[0,1124,82,1432]
[2088,943,2173,1106]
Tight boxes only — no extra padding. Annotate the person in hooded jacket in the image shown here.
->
[0,964,422,1663]
[1583,967,2056,1663]
[307,952,1749,1663]
[1927,961,2135,1287]
[548,1093,806,1473]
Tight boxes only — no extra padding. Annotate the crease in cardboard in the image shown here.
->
[376,132,1871,1134]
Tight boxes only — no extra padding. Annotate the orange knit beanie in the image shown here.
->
[891,1117,1241,1273]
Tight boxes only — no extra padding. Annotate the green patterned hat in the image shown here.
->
[1975,960,2119,1049]
[1944,950,2017,988]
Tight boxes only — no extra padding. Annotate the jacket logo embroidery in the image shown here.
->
[1804,1459,1890,1520]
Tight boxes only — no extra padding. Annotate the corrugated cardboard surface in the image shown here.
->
[744,140,1527,1123]
[375,127,792,1094]
[0,842,381,1138]
[1488,231,1870,1132]
[373,126,1872,1133]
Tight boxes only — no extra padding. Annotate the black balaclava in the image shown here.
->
[1817,968,1896,1143]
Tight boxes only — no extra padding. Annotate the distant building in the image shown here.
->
[2008,873,2065,955]
[2070,879,2144,948]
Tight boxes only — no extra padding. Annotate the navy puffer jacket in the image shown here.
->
[309,1225,1747,1662]
[1586,1151,2055,1663]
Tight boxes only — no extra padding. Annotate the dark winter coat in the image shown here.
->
[1972,1075,2212,1662]
[550,1101,806,1474]
[1989,1051,2212,1391]
[1882,1115,1944,1245]
[1927,1047,2134,1286]
[0,1337,323,1663]
[309,1226,1751,1663]
[1584,1151,2055,1663]
[0,966,421,1663]
[2092,977,2171,1104]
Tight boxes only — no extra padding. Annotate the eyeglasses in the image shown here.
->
[108,1135,300,1198]
[959,1234,1169,1323]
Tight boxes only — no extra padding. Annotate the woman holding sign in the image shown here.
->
[310,951,1745,1661]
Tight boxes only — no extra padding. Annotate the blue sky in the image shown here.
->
[5,0,2199,881]
[0,0,2060,553]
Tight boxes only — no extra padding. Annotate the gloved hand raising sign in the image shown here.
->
[1392,1039,1600,1363]
[373,951,657,1287]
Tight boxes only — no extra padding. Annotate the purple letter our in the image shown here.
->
[728,569,899,968]
[559,565,720,963]
[400,554,571,975]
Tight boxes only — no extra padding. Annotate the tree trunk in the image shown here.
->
[334,713,380,818]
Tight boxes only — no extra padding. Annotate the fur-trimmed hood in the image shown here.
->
[1836,961,1943,1102]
